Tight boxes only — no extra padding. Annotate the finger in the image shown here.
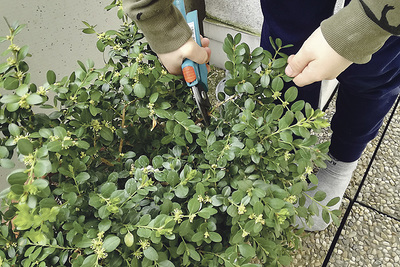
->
[285,49,314,78]
[201,36,210,48]
[158,52,184,75]
[182,38,210,65]
[291,64,319,87]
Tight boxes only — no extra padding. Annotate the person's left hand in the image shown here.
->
[285,27,352,87]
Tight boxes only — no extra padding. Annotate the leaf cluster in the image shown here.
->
[0,3,336,267]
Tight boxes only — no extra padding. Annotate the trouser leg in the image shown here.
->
[332,35,400,161]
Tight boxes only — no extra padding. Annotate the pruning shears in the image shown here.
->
[173,0,211,125]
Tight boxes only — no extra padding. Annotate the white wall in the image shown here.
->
[205,0,263,34]
[0,1,122,191]
[203,0,263,69]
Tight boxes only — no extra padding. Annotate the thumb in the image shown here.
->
[181,38,210,65]
[285,51,311,78]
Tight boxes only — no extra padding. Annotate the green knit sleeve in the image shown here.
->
[123,0,192,54]
[321,0,400,64]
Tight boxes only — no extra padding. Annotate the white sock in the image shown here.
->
[296,155,358,231]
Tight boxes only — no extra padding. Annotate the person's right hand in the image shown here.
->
[285,27,352,87]
[158,37,211,75]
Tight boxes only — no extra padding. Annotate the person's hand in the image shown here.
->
[285,27,352,87]
[158,37,211,75]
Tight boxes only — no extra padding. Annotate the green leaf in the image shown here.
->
[125,179,137,195]
[137,228,152,238]
[8,171,28,185]
[291,100,305,112]
[8,123,20,136]
[238,244,256,258]
[232,123,246,132]
[271,76,284,91]
[284,86,298,102]
[76,141,90,150]
[188,198,200,214]
[188,125,201,134]
[4,77,19,90]
[175,185,189,198]
[245,99,255,112]
[322,208,331,224]
[251,47,264,57]
[149,92,159,103]
[234,33,242,45]
[174,111,188,122]
[313,191,327,202]
[17,45,29,61]
[198,207,217,219]
[278,255,292,266]
[81,254,97,267]
[47,70,56,84]
[305,102,314,118]
[158,260,175,267]
[102,235,120,252]
[271,105,283,120]
[268,198,285,210]
[309,201,319,216]
[327,197,340,207]
[26,94,43,105]
[331,213,340,226]
[75,172,90,183]
[34,159,52,177]
[143,246,159,261]
[124,232,134,247]
[137,107,150,118]
[1,159,15,168]
[0,146,9,158]
[98,219,112,232]
[54,126,67,139]
[18,139,34,155]
[32,179,49,190]
[47,140,62,152]
[39,129,52,138]
[1,94,20,104]
[308,173,318,185]
[272,58,287,69]
[0,62,10,73]
[134,83,146,98]
[97,39,105,52]
[83,28,96,34]
[243,82,255,94]
[100,127,113,142]
[209,232,222,243]
[185,130,193,143]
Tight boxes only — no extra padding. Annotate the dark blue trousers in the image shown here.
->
[260,0,400,162]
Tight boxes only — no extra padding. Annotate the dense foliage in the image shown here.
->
[0,3,338,266]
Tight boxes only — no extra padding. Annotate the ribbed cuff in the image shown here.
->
[126,2,192,54]
[321,0,391,64]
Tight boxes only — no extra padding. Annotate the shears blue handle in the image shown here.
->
[173,0,208,92]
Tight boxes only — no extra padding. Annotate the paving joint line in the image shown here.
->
[355,200,400,223]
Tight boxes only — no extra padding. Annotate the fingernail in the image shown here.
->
[285,65,293,76]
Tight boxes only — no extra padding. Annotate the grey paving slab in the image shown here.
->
[358,106,400,220]
[327,203,400,267]
[344,101,398,201]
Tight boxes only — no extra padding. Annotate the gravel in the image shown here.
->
[328,203,400,267]
[358,106,400,220]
